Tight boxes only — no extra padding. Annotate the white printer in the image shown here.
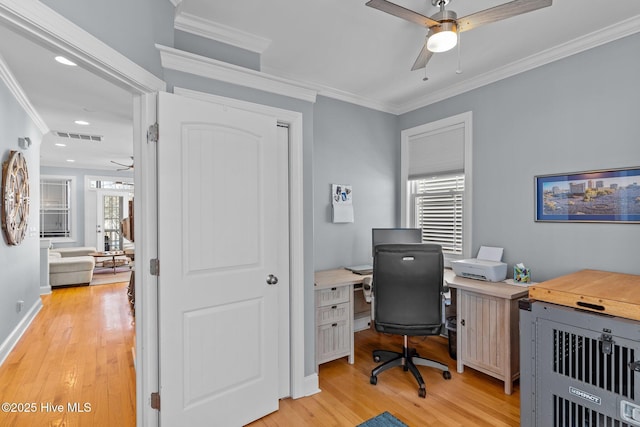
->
[451,246,507,282]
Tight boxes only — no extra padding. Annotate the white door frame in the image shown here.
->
[0,3,307,426]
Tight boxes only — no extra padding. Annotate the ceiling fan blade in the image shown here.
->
[411,43,435,71]
[110,160,133,169]
[366,0,440,28]
[457,0,552,33]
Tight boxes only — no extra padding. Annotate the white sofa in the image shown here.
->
[50,246,97,258]
[49,246,97,287]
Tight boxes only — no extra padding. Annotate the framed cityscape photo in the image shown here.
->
[535,167,640,223]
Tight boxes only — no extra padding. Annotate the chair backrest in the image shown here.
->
[373,243,444,336]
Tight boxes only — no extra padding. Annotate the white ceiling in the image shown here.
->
[1,0,640,170]
[177,0,640,113]
[0,23,133,171]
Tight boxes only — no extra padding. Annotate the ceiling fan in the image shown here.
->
[366,0,552,71]
[111,156,134,171]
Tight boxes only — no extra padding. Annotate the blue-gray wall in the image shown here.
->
[0,79,42,351]
[40,166,134,249]
[313,96,398,270]
[400,33,640,281]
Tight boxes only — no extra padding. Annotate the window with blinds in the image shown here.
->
[410,173,464,255]
[40,178,72,238]
[401,111,472,261]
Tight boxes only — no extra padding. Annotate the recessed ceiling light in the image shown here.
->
[55,143,67,147]
[55,56,77,66]
[66,159,75,163]
[74,120,90,126]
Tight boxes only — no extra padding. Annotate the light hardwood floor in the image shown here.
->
[0,284,520,426]
[249,329,521,427]
[0,282,135,427]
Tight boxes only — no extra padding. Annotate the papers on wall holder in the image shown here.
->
[331,184,354,223]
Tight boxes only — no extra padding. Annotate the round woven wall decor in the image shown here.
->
[2,150,30,245]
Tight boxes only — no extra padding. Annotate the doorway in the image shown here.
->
[84,178,135,254]
[0,3,164,425]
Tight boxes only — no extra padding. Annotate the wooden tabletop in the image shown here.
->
[529,269,640,321]
[445,271,529,300]
[314,268,371,290]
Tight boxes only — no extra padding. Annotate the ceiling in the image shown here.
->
[0,23,133,171]
[1,0,640,170]
[178,0,640,113]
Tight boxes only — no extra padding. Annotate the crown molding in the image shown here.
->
[0,0,165,94]
[169,0,182,7]
[397,15,640,114]
[174,11,271,54]
[156,44,317,103]
[260,65,400,115]
[0,53,49,134]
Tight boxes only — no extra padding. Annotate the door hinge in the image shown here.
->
[150,392,160,410]
[147,122,159,143]
[150,258,160,276]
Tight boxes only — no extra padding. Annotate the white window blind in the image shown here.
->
[407,124,464,179]
[411,174,464,255]
[40,178,72,238]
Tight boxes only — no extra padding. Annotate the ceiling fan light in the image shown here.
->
[426,22,457,53]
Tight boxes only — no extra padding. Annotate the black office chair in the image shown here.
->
[369,243,451,398]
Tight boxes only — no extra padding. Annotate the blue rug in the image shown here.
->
[358,411,409,427]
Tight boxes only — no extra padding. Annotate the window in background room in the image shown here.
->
[40,176,74,240]
[401,112,472,264]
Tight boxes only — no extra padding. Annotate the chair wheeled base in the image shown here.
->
[369,335,451,398]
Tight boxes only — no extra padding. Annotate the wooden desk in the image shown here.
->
[446,273,529,394]
[314,269,372,366]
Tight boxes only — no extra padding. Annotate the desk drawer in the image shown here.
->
[316,320,350,364]
[316,302,349,325]
[316,286,349,307]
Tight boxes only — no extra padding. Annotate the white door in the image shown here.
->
[97,191,128,251]
[157,92,287,426]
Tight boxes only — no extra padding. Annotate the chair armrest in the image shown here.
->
[362,277,373,303]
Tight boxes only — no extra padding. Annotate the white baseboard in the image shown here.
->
[40,285,51,295]
[301,373,320,397]
[0,298,42,367]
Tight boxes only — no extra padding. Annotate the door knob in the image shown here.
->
[266,274,279,285]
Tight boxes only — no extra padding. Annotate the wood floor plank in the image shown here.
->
[0,282,135,427]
